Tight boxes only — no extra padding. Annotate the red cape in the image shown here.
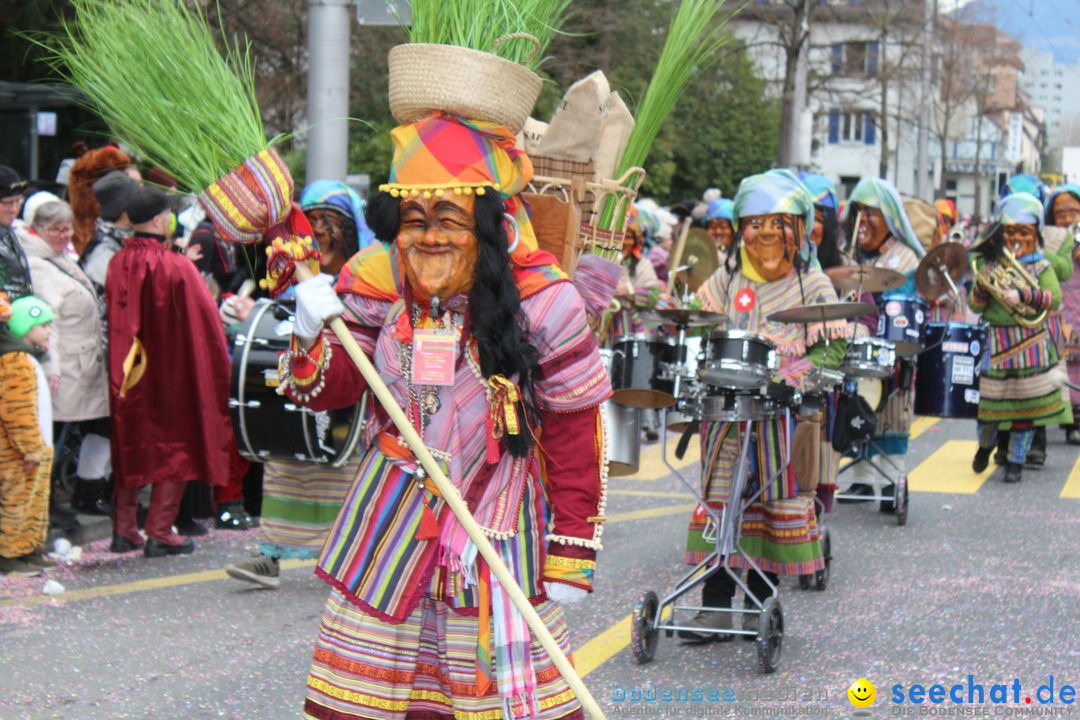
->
[106,235,236,487]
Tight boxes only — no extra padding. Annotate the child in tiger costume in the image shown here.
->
[0,294,56,576]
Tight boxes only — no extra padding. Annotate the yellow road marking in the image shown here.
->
[605,504,696,524]
[575,615,631,677]
[614,439,700,482]
[910,416,939,440]
[608,489,695,499]
[1061,455,1080,499]
[908,439,992,494]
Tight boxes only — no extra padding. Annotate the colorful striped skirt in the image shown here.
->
[303,590,584,720]
[258,458,359,560]
[978,325,1071,427]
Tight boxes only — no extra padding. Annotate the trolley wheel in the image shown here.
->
[895,473,909,526]
[630,591,659,664]
[756,597,783,674]
[815,529,831,591]
[798,574,812,590]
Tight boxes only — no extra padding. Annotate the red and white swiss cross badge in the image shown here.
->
[734,288,756,313]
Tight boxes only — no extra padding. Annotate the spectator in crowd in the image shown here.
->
[22,200,112,516]
[81,170,139,293]
[107,186,240,557]
[0,165,32,301]
[0,295,56,576]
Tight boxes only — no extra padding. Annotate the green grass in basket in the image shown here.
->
[35,0,268,195]
[402,0,571,69]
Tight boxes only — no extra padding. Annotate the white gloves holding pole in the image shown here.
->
[293,274,344,344]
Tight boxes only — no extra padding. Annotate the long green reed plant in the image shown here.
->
[33,0,270,195]
[400,0,572,68]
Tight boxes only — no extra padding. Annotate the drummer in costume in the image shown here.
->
[1045,183,1080,446]
[970,193,1070,483]
[224,179,374,588]
[679,170,849,641]
[704,198,735,264]
[284,115,610,720]
[839,177,925,499]
[995,175,1073,466]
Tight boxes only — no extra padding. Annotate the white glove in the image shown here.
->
[545,581,588,604]
[293,274,344,343]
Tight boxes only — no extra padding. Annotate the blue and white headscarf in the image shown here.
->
[840,177,925,258]
[300,179,375,252]
[705,198,734,223]
[799,172,838,212]
[993,192,1044,232]
[1000,174,1047,205]
[732,169,815,264]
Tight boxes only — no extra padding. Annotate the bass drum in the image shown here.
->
[914,322,986,419]
[230,300,367,466]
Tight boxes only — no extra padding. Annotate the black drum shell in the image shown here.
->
[609,334,677,409]
[702,331,776,390]
[914,322,986,419]
[877,295,927,356]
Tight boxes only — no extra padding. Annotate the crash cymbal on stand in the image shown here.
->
[672,228,720,293]
[915,241,968,302]
[767,301,877,324]
[825,265,907,294]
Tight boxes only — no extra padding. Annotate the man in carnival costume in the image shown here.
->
[680,169,848,640]
[703,198,735,262]
[970,193,1070,483]
[839,177,925,500]
[283,114,610,719]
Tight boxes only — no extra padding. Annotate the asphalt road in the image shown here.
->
[2,417,1078,720]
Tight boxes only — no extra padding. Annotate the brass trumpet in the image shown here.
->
[971,246,1048,329]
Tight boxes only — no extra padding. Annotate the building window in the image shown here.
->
[827,109,876,145]
[831,41,879,77]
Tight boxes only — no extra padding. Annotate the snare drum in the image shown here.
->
[914,322,986,418]
[609,334,677,409]
[702,391,785,423]
[702,330,778,390]
[877,295,927,356]
[600,349,641,475]
[842,337,896,379]
[230,300,366,466]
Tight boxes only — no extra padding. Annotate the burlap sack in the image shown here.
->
[594,91,634,181]
[793,411,823,495]
[519,117,548,156]
[537,70,609,162]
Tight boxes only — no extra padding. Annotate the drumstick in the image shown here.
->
[292,262,605,720]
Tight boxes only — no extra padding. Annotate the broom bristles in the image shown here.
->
[35,0,269,194]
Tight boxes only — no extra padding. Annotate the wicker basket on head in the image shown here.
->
[388,36,543,134]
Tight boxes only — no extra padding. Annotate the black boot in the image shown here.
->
[1025,427,1046,467]
[973,446,993,473]
[1065,425,1080,446]
[49,494,81,534]
[993,431,1008,466]
[1004,462,1022,484]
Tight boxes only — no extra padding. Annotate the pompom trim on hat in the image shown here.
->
[378,181,501,199]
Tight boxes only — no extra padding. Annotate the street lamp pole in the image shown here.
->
[306,0,352,182]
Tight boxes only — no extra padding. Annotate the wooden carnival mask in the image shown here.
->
[741,213,802,281]
[707,218,734,251]
[1052,193,1080,229]
[396,193,479,302]
[1003,223,1039,259]
[307,207,354,276]
[855,205,890,254]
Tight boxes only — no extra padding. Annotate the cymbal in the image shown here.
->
[640,307,728,328]
[915,241,968,301]
[825,265,907,294]
[767,301,877,324]
[674,228,720,293]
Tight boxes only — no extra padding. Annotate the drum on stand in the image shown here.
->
[609,334,677,409]
[842,337,895,379]
[877,296,927,356]
[665,335,705,432]
[600,349,641,476]
[230,299,367,466]
[914,322,986,418]
[701,330,778,390]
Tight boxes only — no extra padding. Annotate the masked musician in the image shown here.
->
[838,178,925,501]
[704,198,735,263]
[678,170,849,641]
[1045,183,1080,446]
[799,172,844,272]
[969,193,1070,483]
[281,114,609,720]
